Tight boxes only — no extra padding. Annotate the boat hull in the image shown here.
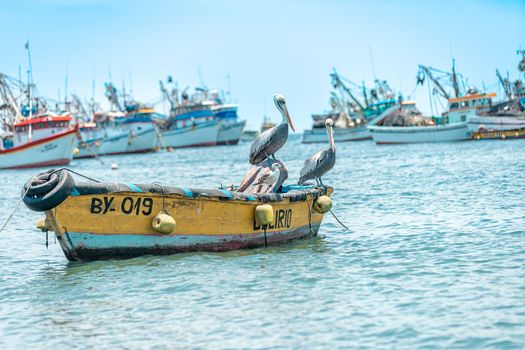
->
[75,139,103,159]
[52,224,320,260]
[217,120,246,145]
[468,115,525,131]
[125,124,158,153]
[161,121,219,148]
[0,129,76,169]
[41,182,332,261]
[368,122,471,144]
[97,131,130,155]
[303,126,370,143]
[472,127,525,140]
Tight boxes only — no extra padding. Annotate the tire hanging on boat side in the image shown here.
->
[22,170,75,212]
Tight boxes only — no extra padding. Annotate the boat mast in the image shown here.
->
[330,69,365,112]
[159,79,175,113]
[417,65,450,100]
[451,59,460,98]
[0,74,24,124]
[496,69,512,100]
[25,41,33,139]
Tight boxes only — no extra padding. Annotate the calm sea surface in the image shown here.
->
[0,135,524,349]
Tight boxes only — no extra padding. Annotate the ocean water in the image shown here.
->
[0,135,524,349]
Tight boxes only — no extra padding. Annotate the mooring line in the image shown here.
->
[329,209,349,230]
[0,176,34,233]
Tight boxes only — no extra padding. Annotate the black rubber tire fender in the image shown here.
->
[22,170,75,212]
[22,169,60,196]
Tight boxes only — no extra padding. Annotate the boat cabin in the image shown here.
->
[445,92,496,124]
[12,115,73,147]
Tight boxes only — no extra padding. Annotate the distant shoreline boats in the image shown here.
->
[303,69,397,143]
[159,78,245,148]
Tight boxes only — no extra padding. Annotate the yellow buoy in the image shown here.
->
[502,134,506,140]
[36,217,50,232]
[73,148,79,156]
[313,195,332,214]
[152,211,176,234]
[255,204,274,226]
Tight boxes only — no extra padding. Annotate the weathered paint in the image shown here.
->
[46,188,332,261]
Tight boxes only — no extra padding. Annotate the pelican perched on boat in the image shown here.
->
[298,118,336,186]
[253,163,282,193]
[249,94,295,165]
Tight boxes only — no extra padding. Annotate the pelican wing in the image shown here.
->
[249,127,277,164]
[299,149,328,180]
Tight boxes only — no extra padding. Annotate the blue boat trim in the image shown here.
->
[219,189,233,198]
[126,184,143,192]
[70,188,80,196]
[182,187,194,197]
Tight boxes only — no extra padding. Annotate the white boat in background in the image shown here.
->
[1,115,77,169]
[78,83,159,157]
[369,122,470,144]
[75,123,103,159]
[159,80,246,148]
[217,119,246,145]
[303,70,398,143]
[303,119,370,143]
[161,119,220,148]
[368,100,471,144]
[368,93,495,144]
[122,107,158,153]
[212,103,246,145]
[468,51,525,131]
[88,112,130,156]
[0,68,77,168]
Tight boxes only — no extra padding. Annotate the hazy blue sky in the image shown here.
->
[1,0,524,130]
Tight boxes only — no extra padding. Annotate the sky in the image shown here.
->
[1,0,524,131]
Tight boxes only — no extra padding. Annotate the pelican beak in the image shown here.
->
[285,107,295,132]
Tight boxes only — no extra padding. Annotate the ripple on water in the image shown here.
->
[0,137,524,348]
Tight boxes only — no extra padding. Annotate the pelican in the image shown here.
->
[298,118,336,186]
[249,94,295,165]
[254,163,282,193]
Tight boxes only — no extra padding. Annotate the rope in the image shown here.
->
[329,209,349,230]
[81,140,105,165]
[0,175,34,233]
[49,168,102,183]
[152,183,166,212]
[305,193,314,236]
[154,125,166,150]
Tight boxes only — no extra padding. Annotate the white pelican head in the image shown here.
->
[273,94,295,132]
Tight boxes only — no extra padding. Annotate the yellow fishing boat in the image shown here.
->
[22,169,334,261]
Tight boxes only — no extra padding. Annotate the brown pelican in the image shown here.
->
[298,118,336,186]
[249,94,295,165]
[254,163,282,193]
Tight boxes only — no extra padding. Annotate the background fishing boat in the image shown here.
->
[368,62,495,144]
[159,78,245,147]
[0,68,76,168]
[468,51,525,132]
[213,103,246,145]
[303,70,397,143]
